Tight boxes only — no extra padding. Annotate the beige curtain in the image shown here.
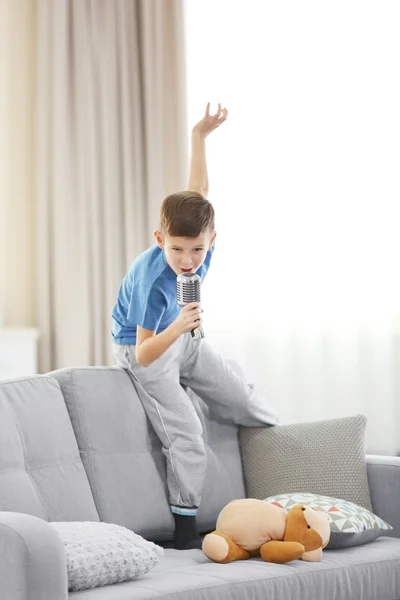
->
[0,0,187,371]
[0,0,36,331]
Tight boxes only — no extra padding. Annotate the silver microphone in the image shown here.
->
[176,273,205,340]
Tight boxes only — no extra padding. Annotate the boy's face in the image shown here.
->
[154,229,216,276]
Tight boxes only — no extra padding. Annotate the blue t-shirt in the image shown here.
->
[112,245,214,345]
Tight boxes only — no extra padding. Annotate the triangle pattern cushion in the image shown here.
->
[264,492,392,549]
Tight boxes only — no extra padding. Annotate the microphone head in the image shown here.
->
[177,273,201,306]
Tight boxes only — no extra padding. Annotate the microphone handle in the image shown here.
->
[191,324,205,340]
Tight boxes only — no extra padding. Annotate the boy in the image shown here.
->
[112,104,279,550]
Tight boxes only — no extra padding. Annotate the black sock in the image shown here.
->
[173,513,203,550]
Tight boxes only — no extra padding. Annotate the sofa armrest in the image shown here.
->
[0,512,68,600]
[366,455,400,538]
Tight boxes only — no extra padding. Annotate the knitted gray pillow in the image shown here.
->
[240,414,372,511]
[50,521,163,592]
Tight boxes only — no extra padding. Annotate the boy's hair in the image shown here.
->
[159,191,215,237]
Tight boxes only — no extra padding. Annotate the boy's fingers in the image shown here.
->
[203,103,227,124]
[217,108,227,122]
[213,103,222,119]
[185,302,201,310]
[210,103,221,119]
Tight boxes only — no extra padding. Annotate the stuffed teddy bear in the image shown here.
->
[202,498,330,564]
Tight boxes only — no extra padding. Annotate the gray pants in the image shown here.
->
[112,334,279,511]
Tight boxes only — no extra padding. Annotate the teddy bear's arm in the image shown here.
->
[202,531,251,564]
[260,540,305,564]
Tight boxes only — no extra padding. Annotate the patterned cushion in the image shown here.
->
[50,521,163,591]
[240,414,373,511]
[264,492,392,549]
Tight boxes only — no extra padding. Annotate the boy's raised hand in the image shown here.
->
[192,103,228,138]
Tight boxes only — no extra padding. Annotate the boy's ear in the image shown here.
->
[154,230,164,248]
[209,231,217,249]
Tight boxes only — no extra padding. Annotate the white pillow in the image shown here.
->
[50,521,163,591]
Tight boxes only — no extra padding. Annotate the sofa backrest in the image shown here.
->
[50,367,246,540]
[0,375,99,522]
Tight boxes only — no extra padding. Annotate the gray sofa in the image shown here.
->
[0,367,399,600]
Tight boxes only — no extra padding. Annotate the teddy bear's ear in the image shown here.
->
[302,506,321,512]
[284,505,323,553]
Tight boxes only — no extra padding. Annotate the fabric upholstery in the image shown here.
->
[1,372,400,600]
[367,455,400,538]
[51,521,163,591]
[68,538,400,600]
[264,492,392,548]
[0,511,68,600]
[240,414,372,510]
[0,375,99,522]
[50,367,246,539]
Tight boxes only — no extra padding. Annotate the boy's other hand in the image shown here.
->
[173,302,203,335]
[192,103,228,138]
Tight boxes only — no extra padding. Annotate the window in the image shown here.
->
[185,1,400,453]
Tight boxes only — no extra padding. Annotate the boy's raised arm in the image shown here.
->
[187,103,228,198]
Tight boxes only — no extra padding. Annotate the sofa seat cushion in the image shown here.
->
[68,537,400,600]
[0,376,99,522]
